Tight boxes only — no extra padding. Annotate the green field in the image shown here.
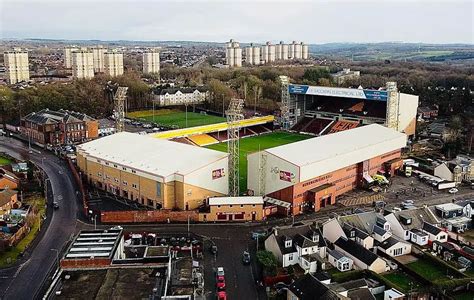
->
[382,271,421,292]
[128,109,225,128]
[406,256,461,283]
[0,155,12,166]
[206,131,312,193]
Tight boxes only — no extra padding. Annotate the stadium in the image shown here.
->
[76,132,228,211]
[285,81,419,138]
[247,124,407,215]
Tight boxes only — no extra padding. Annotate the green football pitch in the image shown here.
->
[129,110,225,128]
[206,131,312,193]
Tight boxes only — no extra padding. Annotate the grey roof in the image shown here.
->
[334,237,379,266]
[329,278,368,293]
[339,211,379,234]
[343,223,370,239]
[287,274,339,300]
[347,287,376,300]
[378,237,403,250]
[327,249,345,260]
[23,109,95,125]
[392,207,439,230]
[422,222,442,235]
[410,228,428,236]
[271,224,327,255]
[373,225,387,236]
[153,86,208,95]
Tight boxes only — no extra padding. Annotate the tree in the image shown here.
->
[0,86,15,129]
[256,250,278,275]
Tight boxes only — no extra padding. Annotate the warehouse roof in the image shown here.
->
[208,196,263,206]
[264,124,406,182]
[77,132,228,178]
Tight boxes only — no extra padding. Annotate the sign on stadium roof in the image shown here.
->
[288,84,388,101]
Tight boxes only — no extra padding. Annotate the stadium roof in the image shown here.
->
[208,196,263,206]
[264,124,406,182]
[77,132,228,178]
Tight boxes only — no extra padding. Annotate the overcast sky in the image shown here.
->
[1,0,473,44]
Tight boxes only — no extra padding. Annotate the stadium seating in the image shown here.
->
[250,125,271,134]
[325,120,359,134]
[209,131,228,142]
[302,118,334,135]
[188,134,219,146]
[292,117,312,132]
[171,137,195,145]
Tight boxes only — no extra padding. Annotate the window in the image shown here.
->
[114,178,119,183]
[156,182,161,197]
[122,167,127,171]
[114,164,118,168]
[229,205,233,208]
[122,181,127,186]
[288,253,294,261]
[131,170,137,174]
[252,204,256,207]
[98,173,102,177]
[105,162,109,166]
[217,205,221,209]
[240,204,244,208]
[393,248,403,256]
[132,183,138,189]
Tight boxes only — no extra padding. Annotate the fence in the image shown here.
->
[66,158,89,217]
[101,209,199,223]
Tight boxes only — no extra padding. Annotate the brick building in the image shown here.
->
[20,109,98,146]
[248,125,407,215]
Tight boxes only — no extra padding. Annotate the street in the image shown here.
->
[0,137,80,300]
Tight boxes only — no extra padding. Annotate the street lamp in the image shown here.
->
[89,210,97,230]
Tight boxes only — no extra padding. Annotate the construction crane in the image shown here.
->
[113,86,128,133]
[226,98,244,197]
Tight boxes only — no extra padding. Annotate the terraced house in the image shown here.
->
[20,109,98,146]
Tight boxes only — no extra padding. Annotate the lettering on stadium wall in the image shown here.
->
[212,168,225,180]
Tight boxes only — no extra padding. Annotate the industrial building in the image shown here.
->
[247,124,407,215]
[103,50,124,77]
[225,39,242,67]
[91,45,106,73]
[4,49,30,84]
[77,132,229,211]
[245,41,309,65]
[284,80,419,137]
[331,68,361,85]
[72,50,94,79]
[142,48,160,74]
[63,46,79,68]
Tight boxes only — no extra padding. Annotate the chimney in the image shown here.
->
[312,231,319,243]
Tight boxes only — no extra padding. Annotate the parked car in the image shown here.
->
[216,274,226,290]
[216,267,225,277]
[216,291,227,300]
[242,251,251,265]
[449,188,459,194]
[210,244,218,255]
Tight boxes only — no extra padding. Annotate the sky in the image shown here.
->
[0,0,473,44]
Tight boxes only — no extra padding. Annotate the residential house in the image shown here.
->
[434,162,463,183]
[334,237,387,274]
[459,200,474,218]
[286,273,340,300]
[153,87,209,107]
[20,109,98,146]
[434,203,464,219]
[327,249,353,272]
[264,224,327,273]
[0,189,18,219]
[409,229,428,246]
[373,225,392,242]
[417,106,438,119]
[322,218,347,244]
[422,222,448,243]
[376,237,412,257]
[384,207,439,242]
[342,223,374,249]
[384,288,405,300]
[0,168,19,190]
[328,279,376,300]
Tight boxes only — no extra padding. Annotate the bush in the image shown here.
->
[256,250,278,275]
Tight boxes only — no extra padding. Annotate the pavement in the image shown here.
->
[0,137,81,300]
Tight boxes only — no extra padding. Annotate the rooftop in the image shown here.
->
[263,124,406,181]
[208,196,263,206]
[334,237,379,266]
[63,229,122,260]
[287,273,339,300]
[435,203,463,212]
[77,132,228,178]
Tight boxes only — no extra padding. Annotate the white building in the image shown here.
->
[104,51,124,77]
[72,50,94,79]
[91,46,106,73]
[327,249,353,272]
[64,46,79,68]
[376,236,412,257]
[143,48,160,74]
[4,50,30,84]
[225,39,242,67]
[334,237,387,274]
[331,68,361,85]
[264,224,327,273]
[261,42,276,64]
[153,87,209,107]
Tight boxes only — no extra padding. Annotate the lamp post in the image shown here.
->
[89,210,97,230]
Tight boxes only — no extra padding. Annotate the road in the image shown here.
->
[0,137,80,300]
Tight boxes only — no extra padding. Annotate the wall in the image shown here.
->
[100,209,198,223]
[199,203,264,222]
[398,93,419,137]
[322,219,346,244]
[86,120,99,139]
[60,258,111,269]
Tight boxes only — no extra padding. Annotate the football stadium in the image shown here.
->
[247,124,407,215]
[286,81,419,138]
